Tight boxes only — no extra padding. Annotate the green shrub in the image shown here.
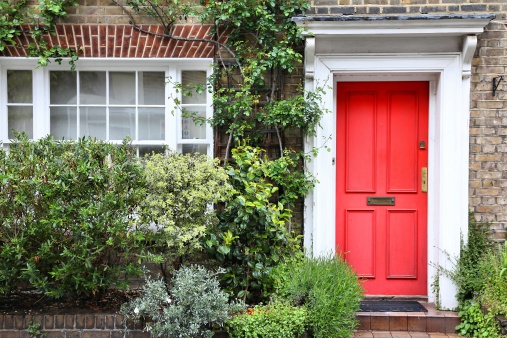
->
[226,302,307,338]
[203,145,302,302]
[456,300,501,338]
[140,151,232,265]
[121,265,244,338]
[0,135,147,298]
[480,242,507,323]
[454,213,492,303]
[271,253,363,338]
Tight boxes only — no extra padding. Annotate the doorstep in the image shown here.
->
[357,303,460,334]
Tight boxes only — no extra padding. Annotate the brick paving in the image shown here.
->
[354,331,460,338]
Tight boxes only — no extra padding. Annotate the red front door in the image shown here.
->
[336,81,428,296]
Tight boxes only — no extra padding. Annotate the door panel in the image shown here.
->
[336,81,428,296]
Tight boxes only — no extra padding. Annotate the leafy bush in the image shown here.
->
[454,213,492,303]
[479,242,507,327]
[456,300,500,338]
[0,135,147,298]
[121,265,244,338]
[203,145,302,302]
[227,302,307,338]
[271,253,363,338]
[140,151,232,265]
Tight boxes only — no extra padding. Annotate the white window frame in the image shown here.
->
[0,57,214,157]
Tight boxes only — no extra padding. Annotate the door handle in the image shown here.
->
[422,167,428,193]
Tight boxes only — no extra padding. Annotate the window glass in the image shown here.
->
[138,145,166,157]
[7,70,32,103]
[50,71,77,104]
[80,72,106,104]
[110,72,135,105]
[2,63,212,157]
[50,107,77,139]
[139,108,165,140]
[182,71,207,104]
[80,107,106,139]
[109,107,135,140]
[139,72,165,105]
[8,106,33,138]
[182,107,206,139]
[182,144,207,155]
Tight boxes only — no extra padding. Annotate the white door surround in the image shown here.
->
[294,14,494,309]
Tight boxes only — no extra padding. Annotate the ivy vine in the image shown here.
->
[0,0,79,69]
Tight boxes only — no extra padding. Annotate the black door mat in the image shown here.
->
[359,300,428,312]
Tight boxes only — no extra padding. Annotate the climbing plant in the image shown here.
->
[0,0,79,69]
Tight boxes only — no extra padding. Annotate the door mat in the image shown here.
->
[359,301,428,312]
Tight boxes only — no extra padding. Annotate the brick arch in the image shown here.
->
[1,24,229,58]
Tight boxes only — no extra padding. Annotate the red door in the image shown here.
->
[336,82,428,296]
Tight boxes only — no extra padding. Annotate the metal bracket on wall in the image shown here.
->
[493,76,503,96]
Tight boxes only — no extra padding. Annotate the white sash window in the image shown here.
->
[0,58,214,157]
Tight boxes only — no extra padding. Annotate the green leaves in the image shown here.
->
[121,266,245,338]
[0,0,79,69]
[227,302,308,338]
[140,151,232,265]
[0,135,147,298]
[203,145,302,302]
[271,254,364,338]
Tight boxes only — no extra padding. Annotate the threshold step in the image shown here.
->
[356,302,459,334]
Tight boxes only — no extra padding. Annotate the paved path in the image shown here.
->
[354,331,460,337]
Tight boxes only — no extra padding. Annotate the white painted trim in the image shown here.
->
[294,16,494,37]
[300,16,492,309]
[0,57,214,157]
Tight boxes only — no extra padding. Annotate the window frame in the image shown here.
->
[0,57,214,157]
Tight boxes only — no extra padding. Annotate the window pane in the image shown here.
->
[50,71,77,104]
[182,107,206,139]
[110,107,135,140]
[181,71,207,104]
[182,144,207,155]
[80,107,106,139]
[139,145,165,157]
[50,107,77,140]
[8,106,33,138]
[80,72,106,104]
[139,72,165,105]
[110,72,135,105]
[7,70,32,103]
[139,108,165,140]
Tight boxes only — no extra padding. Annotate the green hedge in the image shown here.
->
[0,135,147,298]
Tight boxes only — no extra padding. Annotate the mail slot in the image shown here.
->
[367,197,395,206]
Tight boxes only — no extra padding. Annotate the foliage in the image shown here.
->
[118,0,326,156]
[0,134,147,298]
[456,300,500,338]
[439,213,492,305]
[479,242,507,324]
[120,265,245,338]
[27,319,46,338]
[0,0,79,69]
[140,151,232,265]
[203,145,304,302]
[226,302,308,338]
[271,253,363,338]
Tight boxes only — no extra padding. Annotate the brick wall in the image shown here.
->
[309,0,506,19]
[0,312,148,338]
[0,312,229,338]
[471,19,507,241]
[306,0,507,241]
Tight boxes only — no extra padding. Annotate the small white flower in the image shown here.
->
[165,297,172,304]
[134,307,139,314]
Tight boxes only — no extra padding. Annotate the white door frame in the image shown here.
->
[296,15,493,309]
